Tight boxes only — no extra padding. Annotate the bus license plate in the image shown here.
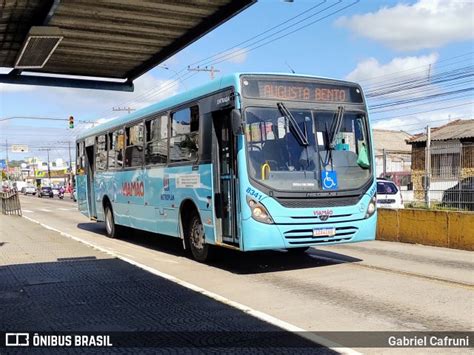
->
[313,227,336,237]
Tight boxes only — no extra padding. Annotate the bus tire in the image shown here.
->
[187,210,212,262]
[104,204,120,238]
[287,247,310,254]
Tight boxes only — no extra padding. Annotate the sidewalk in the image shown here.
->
[0,215,324,352]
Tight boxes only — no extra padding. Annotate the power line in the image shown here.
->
[370,102,473,122]
[94,0,359,123]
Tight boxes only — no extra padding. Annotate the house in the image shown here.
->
[407,119,474,202]
[372,129,413,176]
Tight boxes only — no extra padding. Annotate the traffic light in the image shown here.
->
[69,116,74,129]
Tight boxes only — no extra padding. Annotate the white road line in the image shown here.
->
[58,208,77,211]
[22,209,34,213]
[39,208,52,212]
[21,215,359,355]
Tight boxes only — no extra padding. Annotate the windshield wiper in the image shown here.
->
[322,106,345,167]
[329,106,345,149]
[277,102,309,146]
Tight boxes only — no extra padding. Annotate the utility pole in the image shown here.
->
[187,65,221,80]
[39,148,52,185]
[5,139,8,171]
[382,148,387,177]
[425,125,431,208]
[113,107,135,114]
[67,141,72,171]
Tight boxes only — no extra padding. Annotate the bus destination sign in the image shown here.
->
[242,78,363,103]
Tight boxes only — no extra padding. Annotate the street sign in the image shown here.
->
[11,144,28,153]
[0,159,6,169]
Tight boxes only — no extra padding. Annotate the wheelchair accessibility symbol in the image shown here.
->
[321,171,338,190]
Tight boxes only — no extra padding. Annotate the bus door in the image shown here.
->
[212,110,238,244]
[84,137,96,218]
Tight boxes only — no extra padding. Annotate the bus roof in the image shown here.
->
[76,72,359,140]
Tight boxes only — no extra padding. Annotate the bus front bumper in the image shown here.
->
[241,213,377,251]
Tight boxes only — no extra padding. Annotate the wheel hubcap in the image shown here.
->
[105,209,112,234]
[190,219,204,250]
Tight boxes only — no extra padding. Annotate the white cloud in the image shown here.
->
[346,53,438,83]
[336,0,474,51]
[372,101,473,133]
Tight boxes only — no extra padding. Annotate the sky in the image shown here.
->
[0,0,473,162]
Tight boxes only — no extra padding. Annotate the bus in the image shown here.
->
[76,73,377,262]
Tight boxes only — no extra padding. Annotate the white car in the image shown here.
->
[376,179,404,209]
[24,185,37,195]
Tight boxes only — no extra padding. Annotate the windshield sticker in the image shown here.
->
[176,174,200,188]
[277,117,286,138]
[265,122,275,140]
[316,131,324,145]
[250,123,261,141]
[321,171,338,190]
[292,182,315,188]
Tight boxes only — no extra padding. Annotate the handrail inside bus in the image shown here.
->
[261,162,270,180]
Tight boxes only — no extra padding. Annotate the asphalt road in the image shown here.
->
[17,195,474,350]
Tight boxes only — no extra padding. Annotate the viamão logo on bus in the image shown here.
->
[121,181,144,197]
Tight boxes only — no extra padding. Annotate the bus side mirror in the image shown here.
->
[231,109,243,135]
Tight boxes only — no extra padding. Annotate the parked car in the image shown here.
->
[38,186,54,198]
[23,185,37,195]
[376,178,404,209]
[51,186,60,196]
[442,177,474,211]
[379,171,412,190]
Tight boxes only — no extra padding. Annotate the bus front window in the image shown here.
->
[245,107,371,192]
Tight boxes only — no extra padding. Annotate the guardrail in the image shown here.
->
[377,208,473,251]
[0,191,22,216]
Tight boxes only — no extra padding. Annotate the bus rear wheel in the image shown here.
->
[188,211,212,262]
[104,204,120,238]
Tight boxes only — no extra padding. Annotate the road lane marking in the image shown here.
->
[308,253,474,290]
[21,215,359,355]
[22,209,34,213]
[58,208,77,211]
[39,208,52,212]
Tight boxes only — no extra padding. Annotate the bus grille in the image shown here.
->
[284,226,358,245]
[275,195,361,208]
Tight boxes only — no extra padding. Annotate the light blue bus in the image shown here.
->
[76,73,377,261]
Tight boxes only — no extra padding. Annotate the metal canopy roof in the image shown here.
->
[0,0,254,91]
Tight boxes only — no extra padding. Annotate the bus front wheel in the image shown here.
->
[188,211,212,262]
[104,205,120,238]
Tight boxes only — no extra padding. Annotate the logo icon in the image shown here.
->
[321,171,338,190]
[5,333,29,347]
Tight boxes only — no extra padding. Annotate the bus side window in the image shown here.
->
[95,135,107,171]
[145,114,168,165]
[76,141,86,174]
[124,123,144,168]
[112,129,124,168]
[170,105,199,163]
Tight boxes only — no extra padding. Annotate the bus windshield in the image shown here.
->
[245,106,371,192]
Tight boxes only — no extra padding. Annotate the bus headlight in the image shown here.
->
[247,196,274,224]
[365,196,377,219]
